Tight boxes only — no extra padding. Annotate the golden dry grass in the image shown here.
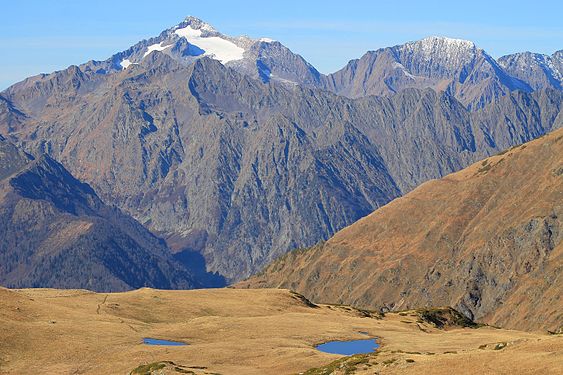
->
[0,287,560,374]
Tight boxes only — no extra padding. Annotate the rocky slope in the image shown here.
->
[1,18,562,281]
[0,137,222,291]
[240,128,563,332]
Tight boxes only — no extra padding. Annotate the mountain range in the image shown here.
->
[0,16,561,284]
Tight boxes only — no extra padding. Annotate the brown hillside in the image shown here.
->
[239,128,563,332]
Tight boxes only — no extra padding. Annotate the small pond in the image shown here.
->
[316,338,379,355]
[143,338,187,346]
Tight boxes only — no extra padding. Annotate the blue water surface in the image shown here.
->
[316,338,379,355]
[143,338,187,346]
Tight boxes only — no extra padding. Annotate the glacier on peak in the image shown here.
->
[174,24,245,64]
[143,42,173,58]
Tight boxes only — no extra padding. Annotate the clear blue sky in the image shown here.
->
[1,0,562,90]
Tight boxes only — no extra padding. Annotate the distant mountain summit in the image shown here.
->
[114,16,253,68]
[88,16,323,87]
[321,36,532,109]
[84,18,562,111]
[398,36,479,72]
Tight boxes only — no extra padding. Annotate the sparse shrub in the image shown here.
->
[478,163,492,173]
[416,307,479,329]
[130,361,169,375]
[302,354,371,375]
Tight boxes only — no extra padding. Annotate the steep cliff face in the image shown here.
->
[0,138,220,291]
[240,128,563,332]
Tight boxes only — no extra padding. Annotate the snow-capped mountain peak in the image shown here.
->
[405,36,477,59]
[112,16,320,87]
[420,36,476,48]
[393,36,480,73]
[118,16,266,67]
[181,16,217,32]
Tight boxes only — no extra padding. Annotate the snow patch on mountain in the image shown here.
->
[144,42,173,58]
[392,62,416,80]
[533,54,562,81]
[120,59,133,69]
[174,25,245,64]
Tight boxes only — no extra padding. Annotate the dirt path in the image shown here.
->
[96,295,108,315]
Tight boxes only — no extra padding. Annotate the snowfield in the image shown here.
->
[174,25,245,64]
